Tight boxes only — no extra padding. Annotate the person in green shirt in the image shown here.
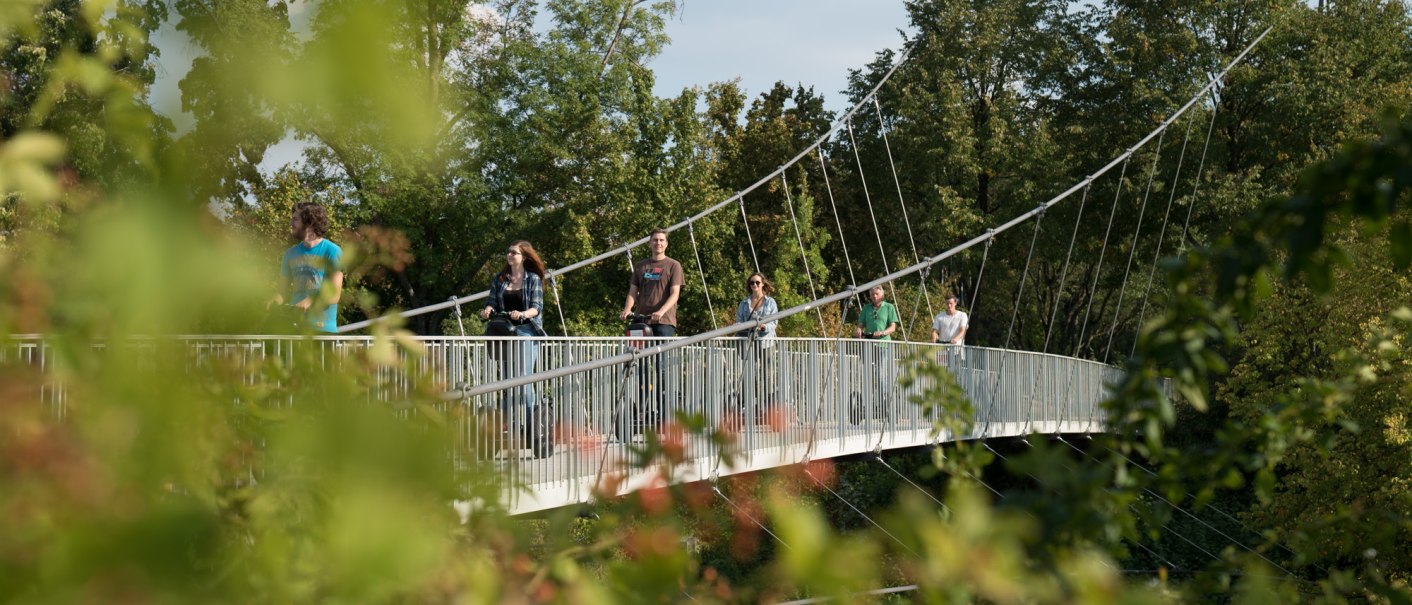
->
[855,285,899,340]
[853,285,901,421]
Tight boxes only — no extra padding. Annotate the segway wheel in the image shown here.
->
[848,393,865,425]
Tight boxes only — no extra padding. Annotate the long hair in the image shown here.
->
[293,202,330,238]
[499,240,547,281]
[745,271,775,296]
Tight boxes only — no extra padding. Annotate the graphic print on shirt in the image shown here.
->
[289,255,330,300]
[642,267,663,281]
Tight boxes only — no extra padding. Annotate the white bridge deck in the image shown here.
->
[11,336,1126,515]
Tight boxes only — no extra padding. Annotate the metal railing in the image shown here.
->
[7,335,1126,514]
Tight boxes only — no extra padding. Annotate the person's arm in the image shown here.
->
[481,278,501,319]
[269,255,289,308]
[856,307,867,338]
[762,298,778,335]
[652,284,681,324]
[951,324,967,344]
[932,329,941,343]
[620,283,638,320]
[328,271,343,305]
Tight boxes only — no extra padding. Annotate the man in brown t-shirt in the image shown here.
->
[621,228,684,336]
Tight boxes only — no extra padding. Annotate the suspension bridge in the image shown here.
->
[14,25,1271,517]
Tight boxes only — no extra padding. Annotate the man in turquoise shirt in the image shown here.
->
[274,202,344,333]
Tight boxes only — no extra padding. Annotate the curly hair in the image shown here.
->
[293,202,331,238]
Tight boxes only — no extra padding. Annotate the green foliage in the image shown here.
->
[6,0,1412,602]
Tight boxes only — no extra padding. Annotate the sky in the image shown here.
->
[147,1,916,173]
[646,0,912,113]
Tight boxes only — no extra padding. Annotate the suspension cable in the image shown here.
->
[1096,442,1323,573]
[984,442,1186,571]
[1132,115,1196,357]
[451,25,1276,399]
[712,482,793,551]
[450,295,466,337]
[1103,127,1168,364]
[781,170,828,334]
[1178,91,1221,256]
[874,96,936,326]
[1074,158,1130,360]
[804,465,918,557]
[346,26,1274,336]
[817,147,858,289]
[999,210,1044,432]
[337,48,917,334]
[873,453,950,515]
[686,220,719,331]
[739,195,762,275]
[967,233,994,316]
[1032,182,1092,431]
[1058,439,1301,578]
[548,274,570,337]
[846,119,902,327]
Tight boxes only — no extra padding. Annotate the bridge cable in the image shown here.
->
[940,445,1172,572]
[1132,114,1196,357]
[1030,181,1092,433]
[1056,439,1301,578]
[804,465,919,557]
[711,483,793,551]
[348,25,1271,336]
[337,48,915,334]
[450,296,467,337]
[985,210,1044,436]
[874,96,937,329]
[781,169,829,334]
[984,442,1188,572]
[967,233,993,316]
[773,585,919,605]
[872,453,950,515]
[1071,158,1132,435]
[1074,157,1129,361]
[1095,441,1322,574]
[1177,90,1221,257]
[685,220,719,331]
[739,195,762,275]
[547,274,571,336]
[1103,128,1168,364]
[817,148,858,290]
[1011,439,1188,572]
[846,119,902,331]
[452,25,1276,400]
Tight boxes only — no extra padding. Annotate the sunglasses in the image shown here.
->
[748,280,762,286]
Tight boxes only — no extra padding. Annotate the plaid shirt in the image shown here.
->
[489,272,544,332]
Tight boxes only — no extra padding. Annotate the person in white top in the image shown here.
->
[931,295,969,345]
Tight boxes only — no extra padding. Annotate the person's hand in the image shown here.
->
[479,306,492,320]
[649,311,664,323]
[855,328,864,338]
[509,310,522,321]
[294,298,313,311]
[620,309,631,321]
